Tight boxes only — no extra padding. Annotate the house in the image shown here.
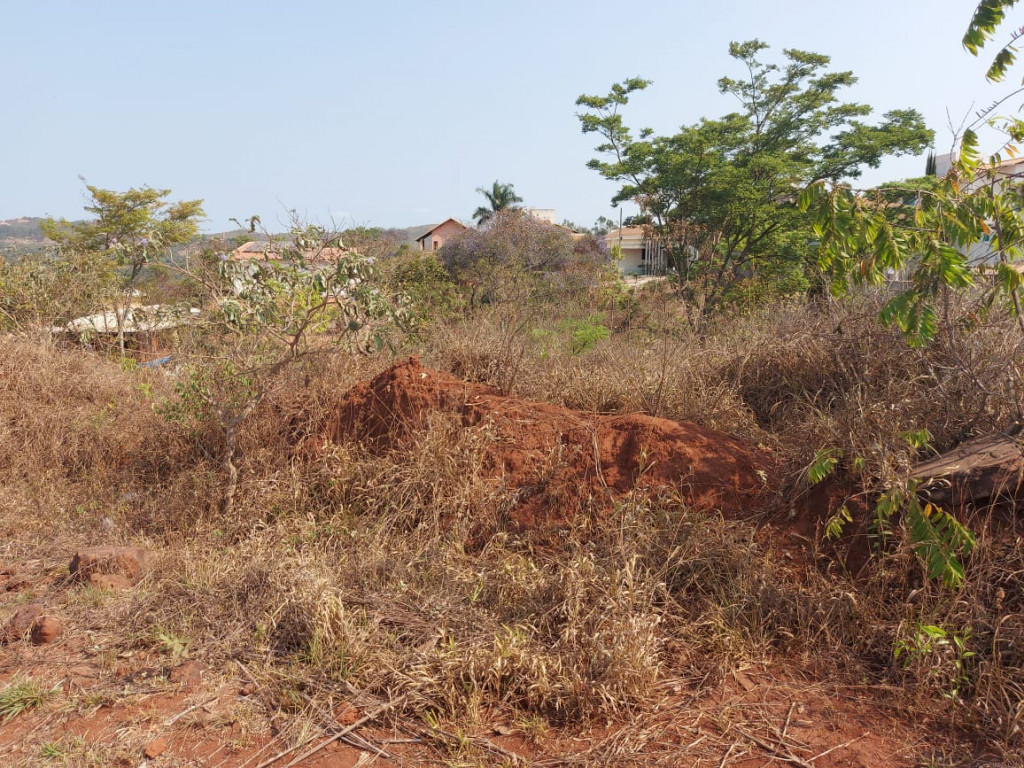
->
[414,218,469,251]
[51,305,200,362]
[526,208,557,224]
[526,209,588,241]
[600,226,668,276]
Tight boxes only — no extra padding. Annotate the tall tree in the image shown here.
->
[42,182,204,352]
[576,41,932,310]
[473,181,523,225]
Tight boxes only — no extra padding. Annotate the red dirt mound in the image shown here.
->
[323,358,773,532]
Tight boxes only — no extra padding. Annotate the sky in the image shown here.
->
[0,1,1012,233]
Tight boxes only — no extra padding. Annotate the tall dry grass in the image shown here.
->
[1,286,1024,760]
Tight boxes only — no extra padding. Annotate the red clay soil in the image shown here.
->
[320,358,773,534]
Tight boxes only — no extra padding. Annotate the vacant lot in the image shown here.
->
[2,289,1022,767]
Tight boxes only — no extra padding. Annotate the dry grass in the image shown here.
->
[2,287,1024,763]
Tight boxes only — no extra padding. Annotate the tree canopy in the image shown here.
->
[576,40,933,309]
[43,183,204,283]
[473,181,523,225]
[37,182,205,352]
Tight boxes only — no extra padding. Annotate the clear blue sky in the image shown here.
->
[0,0,1007,232]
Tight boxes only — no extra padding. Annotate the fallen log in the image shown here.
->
[911,424,1024,510]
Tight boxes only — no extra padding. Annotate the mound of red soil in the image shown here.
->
[323,358,773,532]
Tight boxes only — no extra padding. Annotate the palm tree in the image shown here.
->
[473,181,523,225]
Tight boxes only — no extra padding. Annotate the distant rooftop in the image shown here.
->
[230,240,352,262]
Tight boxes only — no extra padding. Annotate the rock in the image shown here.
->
[88,573,131,591]
[143,736,168,759]
[69,546,150,583]
[335,701,359,726]
[169,661,202,689]
[733,669,757,692]
[30,616,62,645]
[4,576,32,593]
[2,603,44,643]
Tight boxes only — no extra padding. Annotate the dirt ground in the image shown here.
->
[0,567,922,768]
[0,359,1000,766]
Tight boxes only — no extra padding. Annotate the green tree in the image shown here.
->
[473,181,523,225]
[576,41,932,311]
[41,182,204,352]
[381,249,462,324]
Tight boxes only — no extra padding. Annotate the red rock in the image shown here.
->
[143,736,168,759]
[69,546,151,583]
[30,616,62,645]
[4,576,32,593]
[169,661,202,689]
[2,603,44,643]
[88,573,132,591]
[335,701,359,726]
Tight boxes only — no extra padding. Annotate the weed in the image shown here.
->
[3,286,1024,759]
[895,622,976,701]
[0,678,59,722]
[153,627,190,659]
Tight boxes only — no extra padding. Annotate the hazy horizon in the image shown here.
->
[1,1,1007,232]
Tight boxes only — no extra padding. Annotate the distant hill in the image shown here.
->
[0,218,252,263]
[0,217,442,263]
[0,217,50,259]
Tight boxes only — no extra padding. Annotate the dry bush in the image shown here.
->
[46,405,809,726]
[6,285,1024,756]
[0,337,196,551]
[427,289,1024,477]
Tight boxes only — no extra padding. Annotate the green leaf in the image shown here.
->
[963,0,1022,81]
[824,505,853,539]
[906,500,976,588]
[900,428,933,450]
[807,448,842,484]
[798,181,826,212]
[961,129,982,171]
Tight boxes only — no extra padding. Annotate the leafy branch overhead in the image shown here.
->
[796,4,1024,347]
[964,0,1023,81]
[800,118,1024,346]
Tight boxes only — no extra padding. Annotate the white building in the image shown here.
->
[600,226,668,276]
